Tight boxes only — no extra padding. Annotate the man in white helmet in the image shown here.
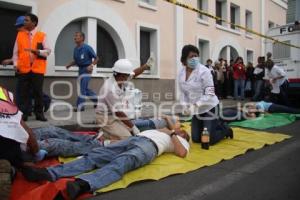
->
[95,57,154,140]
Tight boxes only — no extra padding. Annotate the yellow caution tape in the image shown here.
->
[164,0,300,49]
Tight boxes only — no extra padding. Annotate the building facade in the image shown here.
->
[0,0,287,103]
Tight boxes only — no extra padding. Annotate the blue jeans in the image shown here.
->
[252,80,264,101]
[132,119,156,131]
[234,79,245,100]
[77,72,97,109]
[33,126,102,157]
[47,136,157,191]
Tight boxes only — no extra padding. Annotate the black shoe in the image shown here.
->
[0,160,12,200]
[226,128,234,139]
[21,166,52,182]
[36,113,47,121]
[22,114,28,121]
[44,103,50,112]
[93,100,98,109]
[73,108,84,112]
[66,179,90,200]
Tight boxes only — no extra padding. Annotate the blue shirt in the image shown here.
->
[256,101,272,112]
[73,44,97,73]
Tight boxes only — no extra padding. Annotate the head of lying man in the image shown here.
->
[243,103,264,119]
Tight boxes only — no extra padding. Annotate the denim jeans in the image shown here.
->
[132,119,156,131]
[33,126,102,157]
[47,136,157,191]
[252,80,264,101]
[234,79,245,100]
[77,73,97,109]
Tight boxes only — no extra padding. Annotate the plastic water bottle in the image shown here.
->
[201,127,210,150]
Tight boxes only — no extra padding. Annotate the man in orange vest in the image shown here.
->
[13,13,51,121]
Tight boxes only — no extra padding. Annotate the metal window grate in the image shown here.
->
[273,40,291,59]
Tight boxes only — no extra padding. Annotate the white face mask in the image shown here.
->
[187,57,200,69]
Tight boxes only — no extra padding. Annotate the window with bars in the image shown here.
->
[273,41,291,59]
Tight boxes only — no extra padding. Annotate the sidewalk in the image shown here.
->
[26,99,244,128]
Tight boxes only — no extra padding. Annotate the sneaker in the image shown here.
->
[21,166,52,182]
[66,179,90,200]
[225,128,234,139]
[0,160,12,200]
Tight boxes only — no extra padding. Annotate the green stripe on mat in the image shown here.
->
[229,113,300,130]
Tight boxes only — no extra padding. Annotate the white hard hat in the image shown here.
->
[112,59,134,75]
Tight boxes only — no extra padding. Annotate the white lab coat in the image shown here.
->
[265,65,287,94]
[178,63,219,114]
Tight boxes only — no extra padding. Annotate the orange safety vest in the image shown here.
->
[16,31,47,74]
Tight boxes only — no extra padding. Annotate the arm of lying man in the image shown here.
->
[158,128,189,158]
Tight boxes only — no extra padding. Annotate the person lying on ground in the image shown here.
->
[220,101,300,122]
[26,115,181,159]
[22,114,190,200]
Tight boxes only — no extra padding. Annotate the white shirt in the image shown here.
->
[138,130,190,156]
[265,65,287,94]
[178,64,219,114]
[0,92,29,144]
[253,67,263,75]
[96,76,125,115]
[12,27,51,66]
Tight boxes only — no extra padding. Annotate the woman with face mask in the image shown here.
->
[178,45,233,147]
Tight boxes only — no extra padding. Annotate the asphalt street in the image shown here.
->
[25,100,300,200]
[89,120,300,200]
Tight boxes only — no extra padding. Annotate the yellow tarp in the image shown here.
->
[59,125,291,193]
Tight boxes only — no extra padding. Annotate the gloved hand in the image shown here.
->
[131,125,140,135]
[146,53,155,69]
[35,149,48,161]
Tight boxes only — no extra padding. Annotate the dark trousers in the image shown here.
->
[269,103,300,114]
[270,80,290,106]
[18,72,44,115]
[191,107,231,145]
[0,137,23,167]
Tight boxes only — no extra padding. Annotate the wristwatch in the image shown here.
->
[170,130,177,137]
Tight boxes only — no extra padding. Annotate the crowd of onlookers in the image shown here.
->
[204,52,289,106]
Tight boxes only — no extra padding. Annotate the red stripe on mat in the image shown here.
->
[10,131,96,200]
